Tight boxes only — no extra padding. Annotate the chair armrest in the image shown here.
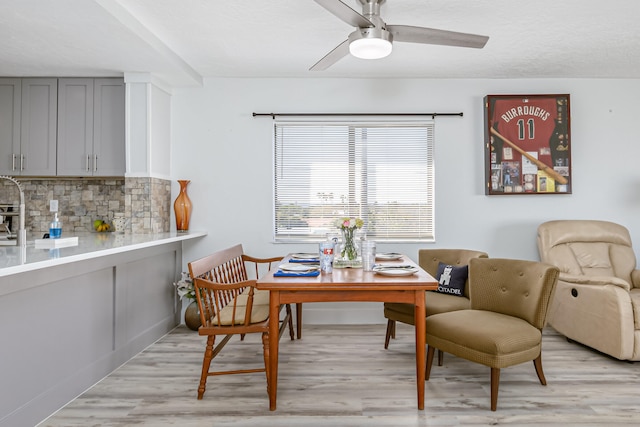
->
[632,269,640,288]
[242,254,284,278]
[242,254,284,264]
[559,273,631,291]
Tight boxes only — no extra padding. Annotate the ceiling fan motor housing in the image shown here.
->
[349,0,391,59]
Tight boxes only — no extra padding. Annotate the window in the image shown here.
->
[273,120,434,242]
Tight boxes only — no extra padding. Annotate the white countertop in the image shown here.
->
[0,231,207,277]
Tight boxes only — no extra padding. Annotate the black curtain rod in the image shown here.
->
[252,112,463,119]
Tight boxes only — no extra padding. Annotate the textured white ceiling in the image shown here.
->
[1,0,639,87]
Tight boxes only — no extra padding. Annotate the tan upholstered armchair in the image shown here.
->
[426,258,559,411]
[537,220,640,361]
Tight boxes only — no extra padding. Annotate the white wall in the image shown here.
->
[170,77,640,323]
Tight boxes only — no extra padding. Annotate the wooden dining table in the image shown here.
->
[256,255,438,411]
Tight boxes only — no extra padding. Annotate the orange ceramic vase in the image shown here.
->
[174,180,192,232]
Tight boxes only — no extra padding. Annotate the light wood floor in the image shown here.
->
[41,323,640,426]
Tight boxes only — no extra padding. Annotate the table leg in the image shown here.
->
[414,290,426,410]
[268,291,280,410]
[296,303,303,339]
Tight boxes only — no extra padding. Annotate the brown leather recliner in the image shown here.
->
[537,220,640,361]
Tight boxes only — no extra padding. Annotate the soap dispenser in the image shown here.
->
[49,213,62,239]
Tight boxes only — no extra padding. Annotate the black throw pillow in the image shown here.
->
[434,262,468,297]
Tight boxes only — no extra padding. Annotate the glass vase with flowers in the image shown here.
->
[334,217,364,267]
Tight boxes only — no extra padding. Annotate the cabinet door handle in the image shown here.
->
[86,155,90,172]
[12,154,16,171]
[94,155,98,172]
[20,154,24,171]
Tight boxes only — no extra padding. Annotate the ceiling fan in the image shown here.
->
[310,0,489,71]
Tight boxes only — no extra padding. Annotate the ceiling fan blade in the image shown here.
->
[387,24,489,49]
[310,39,351,71]
[313,0,374,28]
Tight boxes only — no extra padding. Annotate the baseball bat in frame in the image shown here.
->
[490,127,568,185]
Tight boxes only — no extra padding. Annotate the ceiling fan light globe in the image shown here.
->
[349,38,392,59]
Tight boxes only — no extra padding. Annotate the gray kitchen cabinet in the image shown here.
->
[93,79,125,176]
[56,78,94,176]
[0,79,21,176]
[0,78,57,176]
[57,78,125,176]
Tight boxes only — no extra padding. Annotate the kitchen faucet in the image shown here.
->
[0,175,26,247]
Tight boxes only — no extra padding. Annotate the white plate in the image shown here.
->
[373,267,419,276]
[290,253,319,260]
[278,263,320,272]
[375,253,403,261]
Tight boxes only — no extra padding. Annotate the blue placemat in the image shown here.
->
[274,270,320,277]
[289,258,319,263]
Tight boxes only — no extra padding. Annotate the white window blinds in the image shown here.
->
[273,121,435,242]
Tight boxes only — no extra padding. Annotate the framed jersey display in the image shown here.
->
[484,94,571,195]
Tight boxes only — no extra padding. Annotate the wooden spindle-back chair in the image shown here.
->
[187,244,294,400]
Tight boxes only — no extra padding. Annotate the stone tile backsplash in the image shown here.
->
[0,177,171,234]
[125,177,172,234]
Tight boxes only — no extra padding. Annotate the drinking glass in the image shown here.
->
[362,240,376,271]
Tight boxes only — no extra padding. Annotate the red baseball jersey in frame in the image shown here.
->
[492,97,558,170]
